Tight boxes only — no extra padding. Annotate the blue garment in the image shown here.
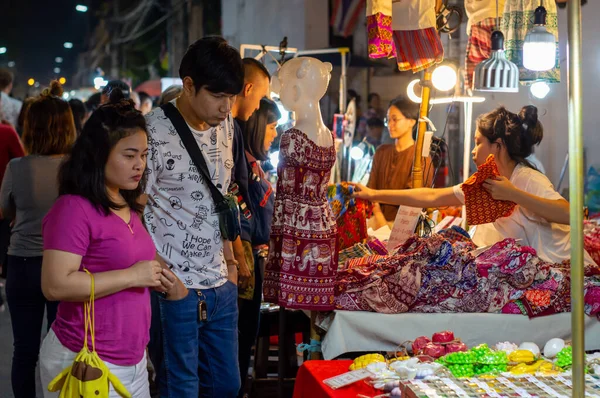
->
[232,119,252,242]
[151,282,240,398]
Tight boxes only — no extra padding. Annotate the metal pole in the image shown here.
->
[462,101,473,227]
[340,51,350,181]
[413,70,432,188]
[567,0,585,395]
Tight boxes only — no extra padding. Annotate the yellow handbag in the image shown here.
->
[48,270,131,398]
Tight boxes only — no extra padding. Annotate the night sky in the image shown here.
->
[2,0,94,91]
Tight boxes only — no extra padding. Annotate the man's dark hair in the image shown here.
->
[59,99,147,215]
[138,91,152,105]
[0,68,14,91]
[242,58,271,81]
[179,36,244,95]
[102,80,131,99]
[68,98,86,135]
[368,93,380,103]
[366,117,385,129]
[85,92,102,113]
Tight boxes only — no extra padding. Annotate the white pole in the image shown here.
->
[462,102,473,227]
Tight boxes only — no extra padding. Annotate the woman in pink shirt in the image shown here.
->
[39,92,177,398]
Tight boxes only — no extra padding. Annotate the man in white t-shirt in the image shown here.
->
[142,37,244,397]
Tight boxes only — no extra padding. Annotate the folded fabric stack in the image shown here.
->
[334,227,600,318]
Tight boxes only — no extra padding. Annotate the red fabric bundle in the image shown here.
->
[462,155,516,225]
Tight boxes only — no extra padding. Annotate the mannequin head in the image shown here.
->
[272,57,332,113]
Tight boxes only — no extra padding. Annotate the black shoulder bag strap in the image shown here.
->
[160,102,224,205]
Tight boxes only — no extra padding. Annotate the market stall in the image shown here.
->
[279,0,595,395]
[256,0,594,396]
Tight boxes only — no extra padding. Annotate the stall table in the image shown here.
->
[322,311,600,360]
[293,360,380,398]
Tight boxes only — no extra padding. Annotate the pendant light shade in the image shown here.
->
[523,5,556,71]
[474,31,519,93]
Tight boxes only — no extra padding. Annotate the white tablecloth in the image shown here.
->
[321,311,600,359]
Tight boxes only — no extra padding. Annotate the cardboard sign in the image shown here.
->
[322,368,373,390]
[387,206,421,251]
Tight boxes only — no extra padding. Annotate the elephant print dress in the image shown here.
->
[263,128,338,311]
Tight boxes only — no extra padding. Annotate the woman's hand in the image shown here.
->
[129,260,163,288]
[352,184,375,201]
[482,176,518,202]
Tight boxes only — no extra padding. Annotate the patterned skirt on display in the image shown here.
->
[393,27,444,73]
[263,129,339,311]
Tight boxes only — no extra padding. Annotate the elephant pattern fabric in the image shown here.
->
[263,128,338,310]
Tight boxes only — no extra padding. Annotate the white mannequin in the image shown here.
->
[272,57,334,148]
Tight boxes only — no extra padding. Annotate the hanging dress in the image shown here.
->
[263,128,338,311]
[391,0,444,73]
[464,0,506,90]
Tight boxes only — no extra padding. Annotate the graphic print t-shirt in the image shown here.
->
[144,103,234,289]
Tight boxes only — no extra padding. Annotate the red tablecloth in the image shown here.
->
[293,360,382,398]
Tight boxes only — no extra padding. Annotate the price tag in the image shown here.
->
[525,376,566,397]
[410,380,441,397]
[387,206,421,251]
[441,378,469,397]
[497,377,532,397]
[470,379,502,397]
[322,368,372,390]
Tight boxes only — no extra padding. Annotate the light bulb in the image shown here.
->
[523,6,556,72]
[523,38,556,71]
[350,145,365,160]
[431,65,457,92]
[530,81,550,99]
[269,151,280,169]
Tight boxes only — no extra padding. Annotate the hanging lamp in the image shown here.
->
[473,0,519,92]
[523,2,556,71]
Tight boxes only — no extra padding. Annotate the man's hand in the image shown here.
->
[227,262,238,285]
[153,253,188,301]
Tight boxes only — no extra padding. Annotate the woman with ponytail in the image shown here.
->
[0,80,76,398]
[354,105,596,265]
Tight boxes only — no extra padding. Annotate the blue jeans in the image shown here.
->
[154,281,240,398]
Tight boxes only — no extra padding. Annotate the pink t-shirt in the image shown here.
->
[43,195,156,366]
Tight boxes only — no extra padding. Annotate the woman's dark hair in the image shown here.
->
[68,98,86,135]
[179,36,244,95]
[22,80,77,155]
[388,96,419,139]
[243,97,281,161]
[476,105,543,169]
[58,99,148,214]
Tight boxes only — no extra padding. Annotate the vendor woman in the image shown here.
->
[367,97,433,228]
[355,105,595,265]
